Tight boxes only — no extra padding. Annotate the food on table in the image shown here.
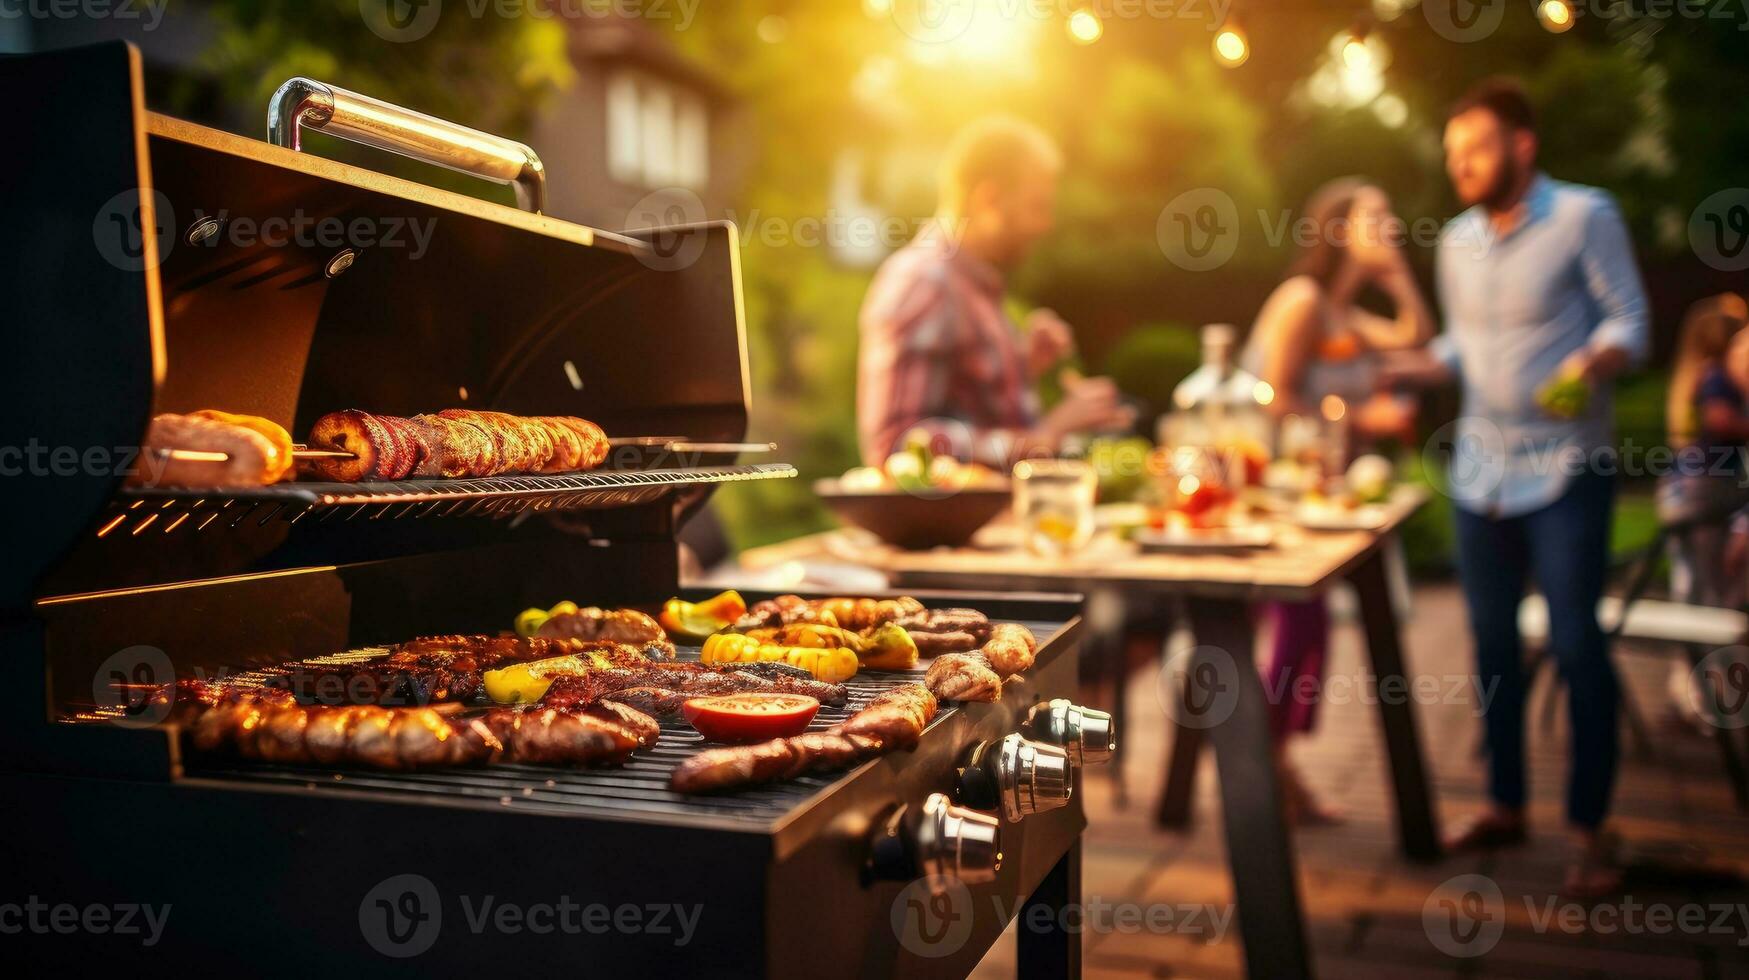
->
[1262,458,1319,494]
[682,693,821,744]
[1536,374,1591,419]
[849,623,920,671]
[657,590,748,640]
[700,632,860,683]
[669,684,938,793]
[834,430,1003,495]
[132,411,296,487]
[171,680,648,770]
[1345,454,1395,504]
[1086,436,1154,503]
[303,409,607,482]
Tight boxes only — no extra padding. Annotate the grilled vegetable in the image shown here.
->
[482,650,617,703]
[700,633,860,683]
[682,693,820,743]
[855,623,920,671]
[659,590,748,640]
[514,600,582,639]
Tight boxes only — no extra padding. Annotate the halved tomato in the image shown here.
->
[682,693,820,744]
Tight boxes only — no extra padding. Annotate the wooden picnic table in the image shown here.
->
[741,488,1440,980]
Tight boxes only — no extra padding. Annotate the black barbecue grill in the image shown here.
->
[0,42,1106,979]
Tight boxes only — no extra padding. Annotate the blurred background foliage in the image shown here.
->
[159,0,1748,566]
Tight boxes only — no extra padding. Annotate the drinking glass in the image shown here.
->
[1013,460,1096,557]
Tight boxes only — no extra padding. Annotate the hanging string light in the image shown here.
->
[1212,14,1250,68]
[1537,0,1577,32]
[1066,6,1104,44]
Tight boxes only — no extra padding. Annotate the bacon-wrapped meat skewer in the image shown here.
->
[305,409,609,481]
[922,622,1038,703]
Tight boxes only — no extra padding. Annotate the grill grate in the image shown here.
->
[178,620,1063,827]
[101,463,797,536]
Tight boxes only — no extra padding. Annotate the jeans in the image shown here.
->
[1454,470,1618,829]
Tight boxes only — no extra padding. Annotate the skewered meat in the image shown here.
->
[305,409,608,481]
[733,595,993,655]
[305,409,419,481]
[281,635,647,706]
[921,623,1039,703]
[669,685,937,793]
[538,665,849,712]
[537,607,672,656]
[132,412,290,488]
[175,681,646,770]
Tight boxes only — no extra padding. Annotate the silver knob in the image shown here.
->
[1028,698,1117,766]
[994,733,1072,822]
[915,793,1002,885]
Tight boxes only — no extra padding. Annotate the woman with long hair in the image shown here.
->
[1659,292,1749,610]
[1239,178,1435,823]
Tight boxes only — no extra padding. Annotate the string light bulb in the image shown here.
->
[1212,18,1249,68]
[1067,7,1103,44]
[1537,0,1576,32]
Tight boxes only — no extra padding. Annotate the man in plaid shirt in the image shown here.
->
[857,117,1133,468]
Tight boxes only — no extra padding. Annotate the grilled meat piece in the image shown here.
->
[894,608,994,654]
[670,684,936,794]
[306,409,608,481]
[598,687,690,718]
[281,635,653,707]
[582,700,661,746]
[977,622,1037,677]
[923,653,1002,703]
[175,681,642,770]
[536,607,672,657]
[539,665,848,712]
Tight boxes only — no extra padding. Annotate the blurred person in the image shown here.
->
[1383,78,1649,896]
[1658,293,1749,609]
[1241,177,1435,824]
[857,116,1134,468]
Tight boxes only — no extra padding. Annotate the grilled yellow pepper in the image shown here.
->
[855,623,919,671]
[659,590,748,640]
[482,650,615,703]
[701,633,860,683]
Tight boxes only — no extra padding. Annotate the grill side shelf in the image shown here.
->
[99,463,797,535]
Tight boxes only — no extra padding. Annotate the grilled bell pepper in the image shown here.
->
[700,632,859,683]
[854,622,919,671]
[659,590,748,640]
[483,650,616,703]
[743,623,852,649]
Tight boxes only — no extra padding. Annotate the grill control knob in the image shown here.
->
[865,793,1002,888]
[956,733,1073,822]
[1026,698,1117,767]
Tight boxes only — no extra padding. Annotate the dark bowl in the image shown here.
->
[815,479,1011,550]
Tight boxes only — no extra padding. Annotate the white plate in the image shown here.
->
[1291,503,1388,531]
[1133,525,1275,552]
